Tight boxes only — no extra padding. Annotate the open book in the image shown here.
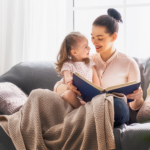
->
[73,72,141,103]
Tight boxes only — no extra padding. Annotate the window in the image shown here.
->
[66,0,150,58]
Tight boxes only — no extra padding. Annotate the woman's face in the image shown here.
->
[91,25,116,54]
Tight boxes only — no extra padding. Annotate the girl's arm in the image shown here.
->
[55,71,81,96]
[63,70,73,83]
[55,70,72,95]
[92,66,100,87]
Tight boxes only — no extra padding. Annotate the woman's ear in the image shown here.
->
[112,32,117,42]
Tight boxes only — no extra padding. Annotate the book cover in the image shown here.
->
[73,73,141,103]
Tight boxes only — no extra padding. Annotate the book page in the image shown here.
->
[74,72,104,92]
[105,80,137,91]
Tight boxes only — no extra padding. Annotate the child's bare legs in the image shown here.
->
[62,90,81,109]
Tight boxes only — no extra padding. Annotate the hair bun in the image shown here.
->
[107,8,123,23]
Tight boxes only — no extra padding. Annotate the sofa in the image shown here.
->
[0,58,150,150]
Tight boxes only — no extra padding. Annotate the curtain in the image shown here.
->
[0,0,67,75]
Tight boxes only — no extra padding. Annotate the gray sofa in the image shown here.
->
[0,58,150,150]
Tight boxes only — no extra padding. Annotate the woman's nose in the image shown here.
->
[92,39,97,45]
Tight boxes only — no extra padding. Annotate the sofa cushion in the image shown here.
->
[128,57,150,124]
[0,82,28,115]
[0,126,16,150]
[133,57,150,100]
[0,61,61,95]
[136,84,150,123]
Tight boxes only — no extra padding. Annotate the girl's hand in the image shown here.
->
[126,87,143,101]
[67,80,81,96]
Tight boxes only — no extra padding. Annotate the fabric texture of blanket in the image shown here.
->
[0,89,126,150]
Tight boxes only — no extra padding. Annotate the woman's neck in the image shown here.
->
[100,47,116,62]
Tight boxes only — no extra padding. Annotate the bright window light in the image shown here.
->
[66,0,150,59]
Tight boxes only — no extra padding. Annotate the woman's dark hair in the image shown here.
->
[93,8,123,35]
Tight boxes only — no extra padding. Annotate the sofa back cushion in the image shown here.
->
[136,84,150,123]
[0,61,61,95]
[133,57,150,100]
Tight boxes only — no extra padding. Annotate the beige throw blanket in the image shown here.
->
[0,89,127,150]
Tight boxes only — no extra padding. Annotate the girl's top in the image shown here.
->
[60,59,95,83]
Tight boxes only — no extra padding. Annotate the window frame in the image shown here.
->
[66,0,150,57]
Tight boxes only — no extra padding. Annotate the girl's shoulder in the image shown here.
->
[62,60,73,66]
[61,61,74,74]
[61,60,74,70]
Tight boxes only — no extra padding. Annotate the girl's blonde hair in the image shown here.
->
[55,32,90,74]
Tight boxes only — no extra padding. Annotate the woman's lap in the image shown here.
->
[114,97,129,127]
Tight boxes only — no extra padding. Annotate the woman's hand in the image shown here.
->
[126,87,144,110]
[67,80,81,96]
[126,87,143,101]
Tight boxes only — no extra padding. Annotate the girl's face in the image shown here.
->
[71,38,90,61]
[91,25,117,54]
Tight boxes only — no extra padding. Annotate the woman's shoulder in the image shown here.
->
[117,51,136,63]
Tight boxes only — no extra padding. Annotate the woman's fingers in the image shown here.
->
[68,82,81,95]
[69,79,73,84]
[73,89,81,95]
[133,88,143,94]
[126,90,143,100]
[126,94,142,100]
[70,84,77,90]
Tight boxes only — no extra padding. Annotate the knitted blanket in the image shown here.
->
[0,89,126,150]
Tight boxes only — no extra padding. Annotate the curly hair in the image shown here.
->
[55,32,90,74]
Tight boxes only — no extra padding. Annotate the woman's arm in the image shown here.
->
[126,59,144,110]
[92,66,100,86]
[127,86,144,110]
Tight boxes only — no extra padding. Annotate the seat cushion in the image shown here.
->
[0,125,16,150]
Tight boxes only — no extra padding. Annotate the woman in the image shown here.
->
[55,8,144,127]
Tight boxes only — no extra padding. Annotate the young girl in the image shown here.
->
[54,32,100,109]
